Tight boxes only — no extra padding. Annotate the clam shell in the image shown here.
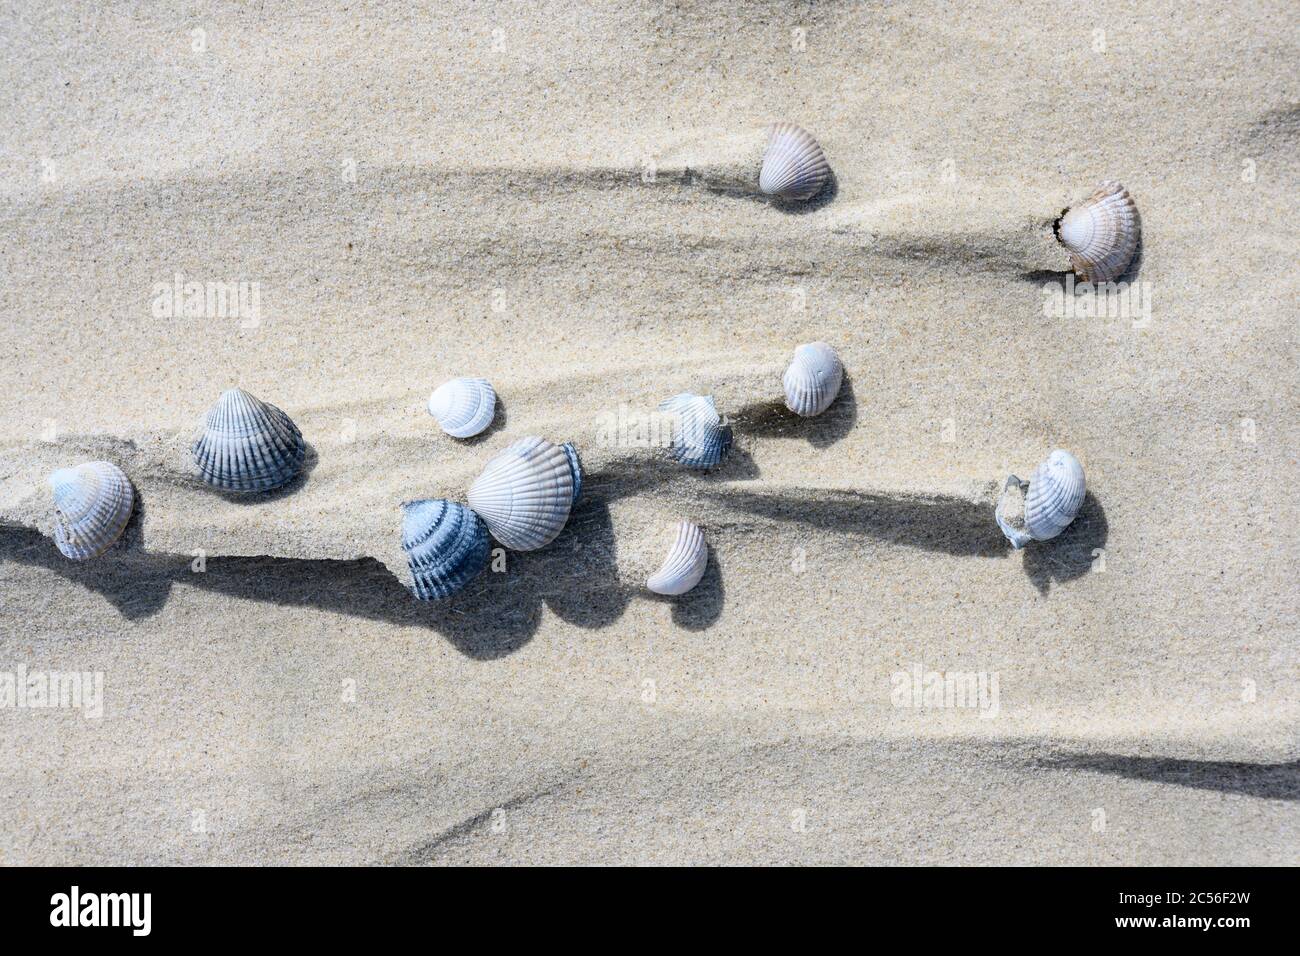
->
[759,123,830,201]
[996,449,1086,548]
[1055,181,1140,283]
[467,436,574,550]
[659,393,733,470]
[782,342,844,417]
[400,498,490,600]
[561,441,583,504]
[427,377,497,439]
[646,520,708,596]
[48,461,134,561]
[192,388,305,493]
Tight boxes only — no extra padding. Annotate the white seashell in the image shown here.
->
[647,521,708,596]
[1055,181,1140,283]
[996,449,1086,549]
[192,388,306,493]
[759,123,831,201]
[467,436,574,550]
[48,461,135,561]
[659,393,732,469]
[782,342,844,417]
[427,377,497,438]
[400,499,490,600]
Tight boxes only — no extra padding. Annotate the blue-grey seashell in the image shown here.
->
[659,393,732,469]
[400,498,490,600]
[561,441,583,504]
[191,387,306,493]
[48,461,135,561]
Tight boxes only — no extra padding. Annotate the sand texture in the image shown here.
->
[1,1,1297,864]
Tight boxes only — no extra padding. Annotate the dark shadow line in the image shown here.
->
[1035,753,1300,801]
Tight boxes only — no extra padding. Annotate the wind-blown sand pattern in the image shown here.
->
[1,1,1296,864]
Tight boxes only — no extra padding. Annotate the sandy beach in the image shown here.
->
[0,0,1296,864]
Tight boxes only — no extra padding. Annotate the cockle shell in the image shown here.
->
[400,499,490,600]
[467,436,575,550]
[48,461,135,561]
[995,449,1086,549]
[427,377,497,439]
[646,520,708,596]
[782,342,844,417]
[561,441,583,504]
[1055,181,1140,283]
[759,123,831,201]
[659,393,733,469]
[192,388,306,493]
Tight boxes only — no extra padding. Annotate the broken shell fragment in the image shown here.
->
[646,521,708,596]
[48,461,135,561]
[995,449,1086,549]
[1055,181,1140,283]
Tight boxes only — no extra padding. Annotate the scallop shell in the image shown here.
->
[659,393,733,469]
[995,449,1086,549]
[561,441,583,504]
[48,461,135,561]
[191,388,306,493]
[427,377,497,439]
[467,436,574,550]
[782,342,844,417]
[759,123,831,201]
[646,520,708,596]
[1055,181,1140,283]
[400,499,490,600]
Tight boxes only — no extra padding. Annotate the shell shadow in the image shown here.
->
[732,374,857,449]
[711,487,1009,559]
[1033,752,1299,801]
[1020,492,1108,595]
[459,394,508,446]
[582,446,759,504]
[519,496,627,629]
[669,544,724,630]
[199,443,320,504]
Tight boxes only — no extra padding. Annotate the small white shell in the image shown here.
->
[191,388,305,493]
[646,521,708,596]
[759,123,831,201]
[782,342,844,417]
[427,377,497,438]
[467,436,574,550]
[1055,181,1140,282]
[659,393,733,469]
[48,461,135,561]
[996,449,1086,549]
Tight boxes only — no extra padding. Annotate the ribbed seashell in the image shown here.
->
[759,123,831,201]
[782,342,844,417]
[427,377,497,439]
[400,499,490,600]
[467,436,574,550]
[996,449,1086,549]
[561,441,583,504]
[646,521,708,596]
[659,393,733,469]
[191,388,305,493]
[48,461,135,561]
[1055,181,1140,283]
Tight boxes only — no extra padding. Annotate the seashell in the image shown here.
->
[995,449,1086,549]
[646,520,708,596]
[561,441,583,505]
[467,436,574,550]
[48,461,135,561]
[427,377,497,439]
[400,498,490,600]
[759,123,831,201]
[659,393,733,469]
[192,388,306,493]
[1055,181,1140,283]
[782,342,844,417]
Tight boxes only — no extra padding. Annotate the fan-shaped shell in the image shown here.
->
[996,449,1086,548]
[427,377,497,439]
[1055,181,1140,283]
[191,388,305,493]
[400,499,490,600]
[759,123,831,201]
[646,521,708,596]
[467,436,574,550]
[659,393,733,469]
[48,461,134,561]
[782,342,844,417]
[561,441,583,504]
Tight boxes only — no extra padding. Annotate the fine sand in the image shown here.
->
[0,1,1296,864]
